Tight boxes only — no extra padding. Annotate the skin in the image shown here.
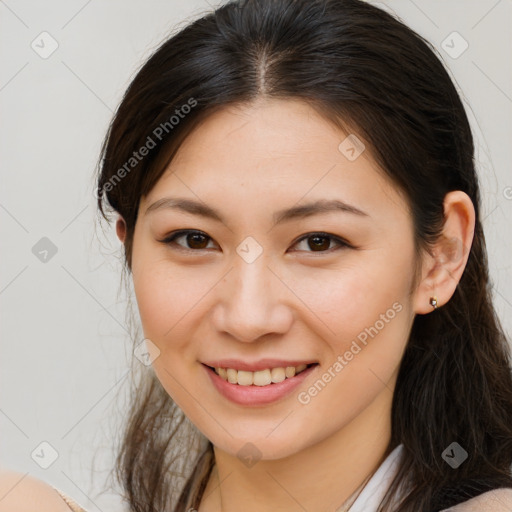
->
[0,470,73,512]
[116,98,475,512]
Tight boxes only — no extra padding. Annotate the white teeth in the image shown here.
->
[253,369,272,386]
[214,364,312,385]
[285,366,296,378]
[226,368,238,384]
[270,367,286,383]
[237,370,253,386]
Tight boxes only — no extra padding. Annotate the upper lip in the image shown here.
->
[202,359,318,372]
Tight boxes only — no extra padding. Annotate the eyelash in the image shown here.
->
[158,230,352,254]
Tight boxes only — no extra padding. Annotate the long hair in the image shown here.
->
[95,1,512,510]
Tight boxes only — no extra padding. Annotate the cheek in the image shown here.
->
[131,262,236,409]
[133,264,211,343]
[130,229,214,341]
[290,271,412,452]
[277,248,415,422]
[131,262,213,411]
[281,251,414,352]
[290,249,415,423]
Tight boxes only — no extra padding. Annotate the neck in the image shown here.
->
[198,384,394,512]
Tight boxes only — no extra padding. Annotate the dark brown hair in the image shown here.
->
[96,0,512,510]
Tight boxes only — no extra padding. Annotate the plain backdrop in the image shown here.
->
[1,0,511,510]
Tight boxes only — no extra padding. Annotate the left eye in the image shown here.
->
[292,232,350,252]
[159,230,350,253]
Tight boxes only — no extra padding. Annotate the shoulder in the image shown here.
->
[442,488,512,511]
[0,470,72,512]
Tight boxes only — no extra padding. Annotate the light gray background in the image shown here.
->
[1,0,511,510]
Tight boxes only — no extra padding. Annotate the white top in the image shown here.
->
[349,444,403,511]
[349,443,512,512]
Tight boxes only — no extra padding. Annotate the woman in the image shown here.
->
[2,0,512,510]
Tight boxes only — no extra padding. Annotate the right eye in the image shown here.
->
[159,230,217,252]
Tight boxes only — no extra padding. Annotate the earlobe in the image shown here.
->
[413,191,475,315]
[116,215,127,244]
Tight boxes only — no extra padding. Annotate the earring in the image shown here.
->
[429,296,438,310]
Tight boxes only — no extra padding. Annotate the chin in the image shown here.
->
[208,422,317,462]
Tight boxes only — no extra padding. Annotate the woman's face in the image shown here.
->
[128,98,419,459]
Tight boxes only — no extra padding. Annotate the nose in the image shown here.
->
[212,257,294,343]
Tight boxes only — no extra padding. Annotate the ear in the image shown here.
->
[116,215,127,244]
[413,191,475,315]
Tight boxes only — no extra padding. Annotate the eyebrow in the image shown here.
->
[144,197,369,225]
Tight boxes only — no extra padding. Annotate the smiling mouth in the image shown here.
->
[204,363,318,386]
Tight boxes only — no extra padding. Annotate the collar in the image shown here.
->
[348,444,404,512]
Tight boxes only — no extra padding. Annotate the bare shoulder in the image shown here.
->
[0,470,71,512]
[444,488,512,511]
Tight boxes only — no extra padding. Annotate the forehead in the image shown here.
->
[142,98,409,222]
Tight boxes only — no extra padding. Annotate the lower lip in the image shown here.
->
[202,363,318,406]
